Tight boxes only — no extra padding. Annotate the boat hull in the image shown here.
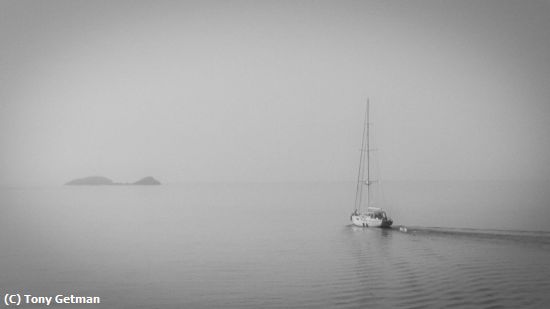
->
[351,214,392,228]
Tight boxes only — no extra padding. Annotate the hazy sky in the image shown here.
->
[1,0,549,185]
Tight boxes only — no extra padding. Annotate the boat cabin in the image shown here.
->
[366,207,387,220]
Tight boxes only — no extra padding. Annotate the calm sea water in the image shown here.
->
[1,181,550,308]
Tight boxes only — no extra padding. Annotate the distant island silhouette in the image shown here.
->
[65,176,161,185]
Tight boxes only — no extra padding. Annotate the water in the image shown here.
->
[1,181,550,308]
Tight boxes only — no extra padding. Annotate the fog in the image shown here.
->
[1,0,549,185]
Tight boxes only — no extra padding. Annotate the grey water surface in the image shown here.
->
[1,181,549,308]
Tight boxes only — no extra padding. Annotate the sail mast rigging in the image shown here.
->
[354,99,369,212]
[366,98,370,209]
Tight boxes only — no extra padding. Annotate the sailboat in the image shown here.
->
[350,100,393,228]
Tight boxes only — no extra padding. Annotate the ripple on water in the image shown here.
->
[322,226,550,309]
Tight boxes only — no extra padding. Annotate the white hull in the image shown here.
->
[351,213,392,228]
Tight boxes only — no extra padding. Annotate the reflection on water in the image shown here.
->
[1,182,549,308]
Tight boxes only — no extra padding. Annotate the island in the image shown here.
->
[65,176,114,185]
[133,176,161,185]
[65,176,161,186]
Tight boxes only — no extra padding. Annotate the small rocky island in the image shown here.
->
[133,176,161,185]
[65,176,161,186]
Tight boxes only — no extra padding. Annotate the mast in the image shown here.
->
[366,99,370,209]
[354,101,368,212]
